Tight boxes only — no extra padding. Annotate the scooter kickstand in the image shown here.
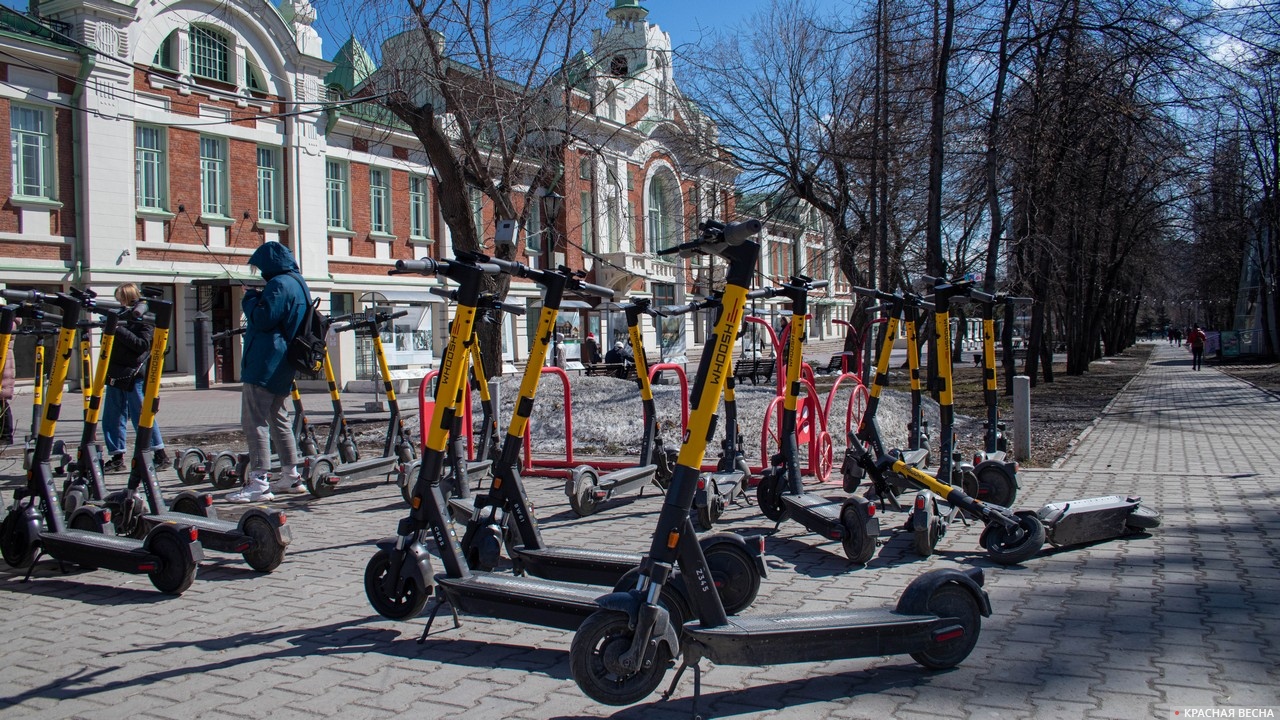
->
[661,660,703,719]
[417,595,460,644]
[21,549,44,583]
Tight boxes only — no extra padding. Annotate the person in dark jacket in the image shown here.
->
[101,283,169,472]
[228,241,310,502]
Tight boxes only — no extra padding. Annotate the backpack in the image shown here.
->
[285,275,326,378]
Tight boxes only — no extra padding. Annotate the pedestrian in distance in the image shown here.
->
[1,332,14,445]
[228,241,311,503]
[582,332,599,365]
[605,340,630,379]
[101,283,170,473]
[1188,325,1207,371]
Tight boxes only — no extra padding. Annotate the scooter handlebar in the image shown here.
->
[212,327,247,341]
[658,219,762,258]
[1,289,52,304]
[390,258,440,275]
[569,280,614,300]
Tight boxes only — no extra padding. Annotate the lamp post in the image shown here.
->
[540,190,563,270]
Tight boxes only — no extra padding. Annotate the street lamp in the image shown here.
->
[540,190,563,270]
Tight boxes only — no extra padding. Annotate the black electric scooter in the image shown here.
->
[564,297,682,517]
[456,283,763,617]
[0,292,202,594]
[753,275,879,564]
[364,251,763,639]
[301,309,416,498]
[568,222,991,710]
[94,299,290,572]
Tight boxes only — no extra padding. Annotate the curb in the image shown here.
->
[1049,346,1154,469]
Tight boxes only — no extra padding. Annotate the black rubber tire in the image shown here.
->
[306,460,336,499]
[840,504,876,565]
[985,511,1046,566]
[694,499,715,532]
[170,495,205,517]
[755,470,785,522]
[608,569,691,631]
[975,464,1017,507]
[364,548,429,620]
[1125,505,1161,530]
[399,460,421,506]
[570,610,671,706]
[0,510,37,569]
[339,439,358,464]
[568,469,600,517]
[176,449,205,486]
[241,516,286,572]
[908,583,983,669]
[62,484,87,517]
[147,533,197,595]
[210,454,238,490]
[299,432,319,458]
[911,503,937,557]
[704,543,760,614]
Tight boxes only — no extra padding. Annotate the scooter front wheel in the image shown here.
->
[147,533,197,595]
[364,549,428,620]
[695,494,723,532]
[399,460,422,506]
[975,463,1017,507]
[911,501,940,557]
[176,449,205,485]
[1126,505,1161,530]
[571,610,671,706]
[0,508,38,569]
[568,467,601,517]
[984,511,1045,566]
[755,470,785,522]
[908,583,983,669]
[241,515,286,572]
[210,453,238,490]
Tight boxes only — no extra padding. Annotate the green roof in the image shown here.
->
[326,36,377,92]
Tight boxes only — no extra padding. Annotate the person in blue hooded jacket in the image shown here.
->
[228,241,311,502]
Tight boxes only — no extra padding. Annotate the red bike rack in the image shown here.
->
[418,369,477,459]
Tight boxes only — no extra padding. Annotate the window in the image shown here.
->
[153,33,175,70]
[369,168,390,234]
[244,57,266,93]
[647,176,674,253]
[525,199,542,254]
[578,156,592,181]
[199,136,228,217]
[256,146,281,223]
[11,104,54,199]
[189,26,231,83]
[580,191,593,253]
[325,159,349,229]
[135,125,167,210]
[409,176,430,239]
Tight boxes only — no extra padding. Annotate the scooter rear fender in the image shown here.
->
[375,536,436,591]
[237,507,292,546]
[895,566,992,618]
[698,531,768,579]
[594,590,681,661]
[142,523,206,564]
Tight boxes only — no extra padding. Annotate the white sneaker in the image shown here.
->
[228,478,274,503]
[269,475,308,495]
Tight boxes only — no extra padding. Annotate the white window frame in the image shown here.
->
[10,103,55,200]
[256,146,282,224]
[189,25,231,83]
[199,135,229,218]
[135,124,167,210]
[369,167,390,235]
[326,159,350,230]
[409,175,430,240]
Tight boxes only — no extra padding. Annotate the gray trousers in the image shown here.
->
[241,383,300,473]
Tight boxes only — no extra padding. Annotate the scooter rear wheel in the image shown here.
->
[176,449,205,486]
[169,495,205,517]
[907,583,983,669]
[571,610,671,706]
[241,515,286,572]
[147,533,197,595]
[1126,505,1161,530]
[210,454,238,490]
[704,542,761,614]
[364,548,428,620]
[755,470,785,522]
[911,500,940,557]
[568,467,601,517]
[984,511,1045,566]
[306,459,337,499]
[840,504,876,565]
[695,494,723,532]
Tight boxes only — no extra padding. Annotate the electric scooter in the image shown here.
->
[94,299,290,571]
[365,251,764,639]
[753,275,879,564]
[564,297,683,517]
[961,291,1029,507]
[301,309,416,498]
[448,267,763,611]
[568,221,991,710]
[847,278,1046,562]
[0,292,202,594]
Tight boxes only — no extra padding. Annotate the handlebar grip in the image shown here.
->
[212,327,246,341]
[327,312,355,324]
[969,289,995,304]
[389,309,409,320]
[428,287,457,300]
[331,322,354,334]
[391,258,440,275]
[810,280,830,290]
[1009,296,1034,305]
[572,282,614,300]
[746,287,775,300]
[488,257,524,275]
[493,302,526,317]
[1,289,47,303]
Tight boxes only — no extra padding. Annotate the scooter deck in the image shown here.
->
[1038,495,1139,548]
[599,465,655,492]
[436,572,608,631]
[141,512,289,554]
[780,491,844,537]
[685,609,944,666]
[332,455,400,479]
[39,529,200,574]
[513,545,637,586]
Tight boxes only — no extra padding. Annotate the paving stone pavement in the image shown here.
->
[1,341,1278,719]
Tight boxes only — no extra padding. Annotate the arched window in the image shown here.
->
[189,25,231,83]
[647,174,676,253]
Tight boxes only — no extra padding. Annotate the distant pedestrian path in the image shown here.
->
[1056,341,1280,475]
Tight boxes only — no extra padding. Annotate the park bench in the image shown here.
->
[733,357,775,385]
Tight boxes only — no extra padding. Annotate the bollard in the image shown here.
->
[1013,374,1031,461]
[193,312,210,389]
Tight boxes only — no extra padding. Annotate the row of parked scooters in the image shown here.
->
[0,217,1160,712]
